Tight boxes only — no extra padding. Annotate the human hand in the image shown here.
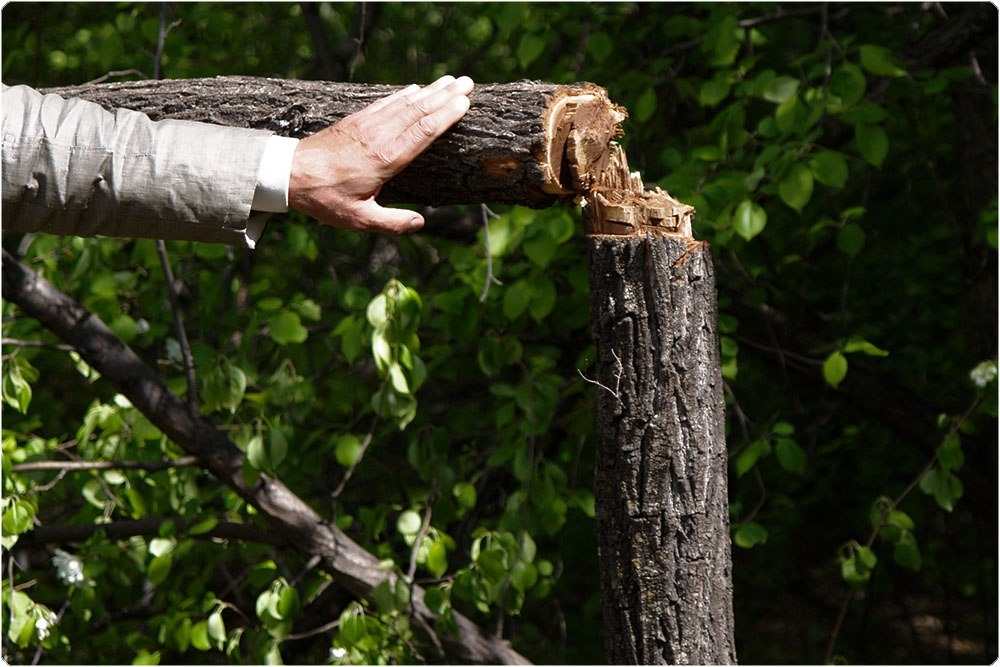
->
[288,75,474,235]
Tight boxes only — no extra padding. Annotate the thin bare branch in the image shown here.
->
[479,204,503,302]
[84,69,149,85]
[12,456,200,473]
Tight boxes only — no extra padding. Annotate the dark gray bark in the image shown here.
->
[587,233,736,664]
[42,76,623,208]
[1,247,529,666]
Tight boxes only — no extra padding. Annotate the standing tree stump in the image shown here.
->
[584,150,736,664]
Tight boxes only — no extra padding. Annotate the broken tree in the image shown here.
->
[14,77,736,664]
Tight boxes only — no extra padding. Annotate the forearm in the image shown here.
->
[1,84,274,247]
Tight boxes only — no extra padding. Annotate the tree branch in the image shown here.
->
[13,516,287,550]
[11,456,200,473]
[1,247,530,666]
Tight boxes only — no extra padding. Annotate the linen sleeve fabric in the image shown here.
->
[2,83,280,248]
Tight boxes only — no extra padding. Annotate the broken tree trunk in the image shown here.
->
[23,76,736,663]
[41,76,625,209]
[584,150,737,663]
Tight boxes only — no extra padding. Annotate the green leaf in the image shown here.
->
[372,580,396,614]
[503,280,533,320]
[1,497,37,539]
[269,428,288,469]
[775,438,807,475]
[453,482,477,511]
[132,650,161,665]
[2,357,37,414]
[426,538,449,577]
[699,75,731,108]
[733,199,767,241]
[837,224,866,257]
[516,32,546,69]
[634,87,658,122]
[529,276,557,321]
[335,434,364,468]
[893,532,922,571]
[277,585,300,619]
[476,548,508,582]
[246,435,269,472]
[858,44,906,77]
[147,553,173,585]
[937,434,964,472]
[843,336,889,357]
[734,522,768,548]
[734,439,771,477]
[829,63,867,106]
[823,351,848,389]
[366,293,389,330]
[510,560,538,592]
[774,95,804,134]
[389,362,410,394]
[587,31,614,63]
[919,469,964,512]
[397,510,423,538]
[855,123,889,168]
[269,311,308,344]
[190,620,212,651]
[809,150,849,189]
[762,75,799,103]
[778,163,814,212]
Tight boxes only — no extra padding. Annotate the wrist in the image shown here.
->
[252,135,299,213]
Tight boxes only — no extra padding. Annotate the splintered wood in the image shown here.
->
[582,144,694,238]
[542,84,694,238]
[540,85,693,239]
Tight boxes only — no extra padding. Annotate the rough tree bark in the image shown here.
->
[42,76,625,209]
[583,150,737,664]
[0,249,529,666]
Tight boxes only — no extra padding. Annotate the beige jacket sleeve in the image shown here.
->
[2,84,274,247]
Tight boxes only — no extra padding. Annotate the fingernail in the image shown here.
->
[408,217,424,231]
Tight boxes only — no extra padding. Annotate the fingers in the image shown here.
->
[364,82,420,115]
[357,75,474,167]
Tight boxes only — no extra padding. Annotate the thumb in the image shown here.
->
[355,199,425,235]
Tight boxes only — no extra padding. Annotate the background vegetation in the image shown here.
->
[2,2,996,664]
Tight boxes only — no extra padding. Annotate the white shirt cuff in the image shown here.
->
[251,135,299,213]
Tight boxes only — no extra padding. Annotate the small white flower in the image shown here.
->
[329,646,348,662]
[969,360,998,388]
[52,548,86,586]
[34,608,56,641]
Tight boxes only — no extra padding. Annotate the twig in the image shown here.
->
[479,204,502,302]
[330,374,388,499]
[577,348,625,406]
[284,617,341,641]
[1,337,76,352]
[13,517,287,550]
[12,456,200,473]
[348,1,366,82]
[156,241,199,408]
[84,69,148,85]
[152,4,181,80]
[406,502,434,583]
